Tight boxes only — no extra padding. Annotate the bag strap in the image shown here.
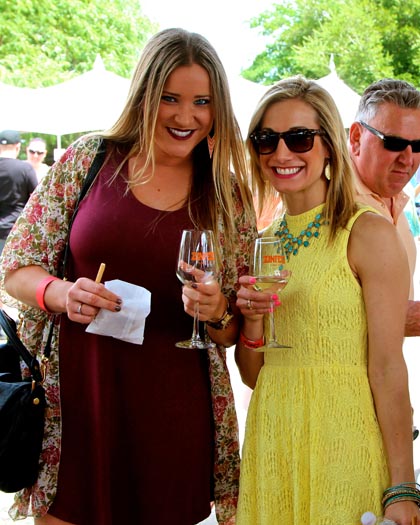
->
[0,139,107,379]
[59,140,107,279]
[0,310,43,382]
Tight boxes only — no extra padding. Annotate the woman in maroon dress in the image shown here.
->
[1,29,257,525]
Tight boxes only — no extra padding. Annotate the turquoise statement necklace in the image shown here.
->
[275,210,327,260]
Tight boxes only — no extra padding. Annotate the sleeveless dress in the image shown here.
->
[48,156,215,524]
[237,204,389,525]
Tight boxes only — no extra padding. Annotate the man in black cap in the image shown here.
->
[0,130,38,254]
[0,130,37,339]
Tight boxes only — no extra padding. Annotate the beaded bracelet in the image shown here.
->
[36,276,60,312]
[239,331,265,349]
[382,482,420,510]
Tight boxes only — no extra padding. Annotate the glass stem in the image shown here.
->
[268,298,277,345]
[191,301,201,344]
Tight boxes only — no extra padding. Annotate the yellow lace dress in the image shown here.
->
[237,204,389,525]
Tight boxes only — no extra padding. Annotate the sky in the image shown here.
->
[140,0,275,78]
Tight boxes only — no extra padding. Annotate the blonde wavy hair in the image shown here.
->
[100,28,254,254]
[247,75,357,240]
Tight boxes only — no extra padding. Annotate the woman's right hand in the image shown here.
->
[236,275,280,320]
[64,277,122,323]
[5,266,122,324]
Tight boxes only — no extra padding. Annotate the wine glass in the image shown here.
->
[250,236,291,349]
[176,229,218,349]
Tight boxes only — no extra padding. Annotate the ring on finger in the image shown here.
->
[77,303,83,315]
[247,299,253,310]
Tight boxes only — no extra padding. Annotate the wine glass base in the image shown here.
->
[175,339,213,350]
[267,341,292,349]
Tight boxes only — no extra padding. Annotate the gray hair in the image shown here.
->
[356,78,420,122]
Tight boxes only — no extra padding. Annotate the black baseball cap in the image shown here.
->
[0,130,24,145]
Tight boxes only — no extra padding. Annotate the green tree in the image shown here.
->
[0,0,157,87]
[244,0,420,93]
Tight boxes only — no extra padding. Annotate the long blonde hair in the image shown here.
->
[101,28,254,254]
[247,75,357,240]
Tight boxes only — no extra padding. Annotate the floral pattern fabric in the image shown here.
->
[0,135,257,524]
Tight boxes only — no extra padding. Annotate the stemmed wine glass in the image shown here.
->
[176,229,218,349]
[250,236,291,349]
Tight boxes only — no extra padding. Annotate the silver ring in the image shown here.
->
[77,303,83,315]
[247,299,253,310]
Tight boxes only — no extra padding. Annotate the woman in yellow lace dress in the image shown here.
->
[235,77,420,525]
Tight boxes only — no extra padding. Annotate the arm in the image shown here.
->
[5,265,122,323]
[1,137,120,322]
[405,299,420,336]
[348,212,419,523]
[234,275,275,389]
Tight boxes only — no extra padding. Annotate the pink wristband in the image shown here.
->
[35,276,60,312]
[239,331,265,349]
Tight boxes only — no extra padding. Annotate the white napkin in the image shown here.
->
[86,279,151,345]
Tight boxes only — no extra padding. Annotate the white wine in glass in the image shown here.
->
[176,229,218,349]
[250,236,291,349]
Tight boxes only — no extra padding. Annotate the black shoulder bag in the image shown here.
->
[0,141,106,493]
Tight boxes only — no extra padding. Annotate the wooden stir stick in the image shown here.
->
[95,263,106,283]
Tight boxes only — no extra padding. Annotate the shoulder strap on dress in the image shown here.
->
[346,204,380,231]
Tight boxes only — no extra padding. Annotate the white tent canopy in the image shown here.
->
[0,54,358,150]
[228,75,267,137]
[0,56,267,147]
[0,56,131,149]
[315,55,360,128]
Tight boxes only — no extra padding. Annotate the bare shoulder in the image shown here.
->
[348,211,407,274]
[350,210,401,246]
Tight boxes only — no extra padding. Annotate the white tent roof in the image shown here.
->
[0,56,268,146]
[228,75,267,138]
[315,55,360,128]
[0,56,130,146]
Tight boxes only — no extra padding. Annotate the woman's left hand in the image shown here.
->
[181,278,226,322]
[384,500,420,525]
[236,275,280,319]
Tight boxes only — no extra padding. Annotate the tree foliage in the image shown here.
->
[243,0,420,93]
[0,0,157,87]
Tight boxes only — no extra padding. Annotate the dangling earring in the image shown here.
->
[324,158,331,181]
[207,134,215,159]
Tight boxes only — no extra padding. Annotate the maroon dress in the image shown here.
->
[49,156,214,524]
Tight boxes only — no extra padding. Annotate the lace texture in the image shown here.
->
[237,205,389,525]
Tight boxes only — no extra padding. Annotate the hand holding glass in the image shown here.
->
[176,229,218,349]
[250,236,291,349]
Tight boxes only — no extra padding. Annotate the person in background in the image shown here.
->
[26,137,49,182]
[0,28,257,525]
[403,179,420,239]
[348,79,420,336]
[0,130,37,254]
[235,76,418,524]
[0,129,37,339]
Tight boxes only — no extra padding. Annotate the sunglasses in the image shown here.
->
[359,121,420,153]
[249,128,325,155]
[28,149,46,155]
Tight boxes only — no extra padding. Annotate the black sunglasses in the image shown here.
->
[359,121,420,153]
[249,128,325,155]
[28,149,45,155]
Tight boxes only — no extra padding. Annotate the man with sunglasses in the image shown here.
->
[25,137,49,182]
[349,79,420,336]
